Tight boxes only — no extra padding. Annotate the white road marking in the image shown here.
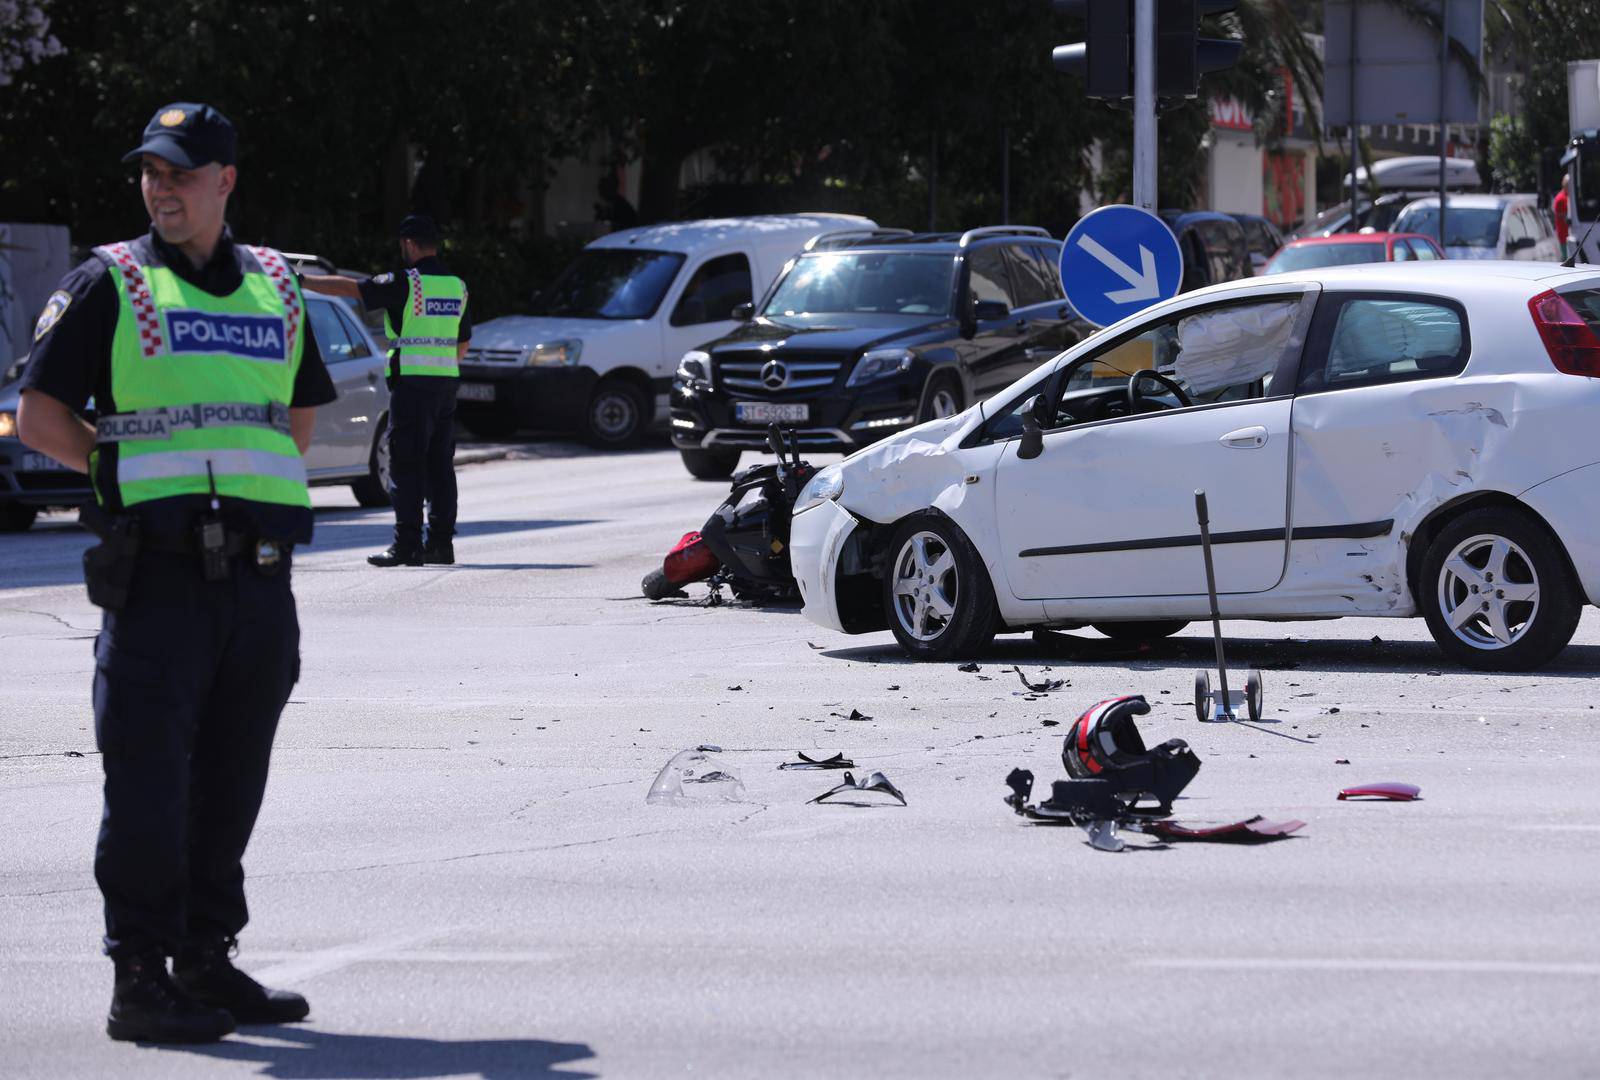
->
[245,931,439,985]
[1141,958,1600,976]
[6,944,558,969]
[1506,825,1600,832]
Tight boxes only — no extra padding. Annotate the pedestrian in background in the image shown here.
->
[17,103,330,1043]
[1554,174,1572,259]
[303,216,470,566]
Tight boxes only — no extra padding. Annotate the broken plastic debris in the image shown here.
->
[646,747,747,805]
[777,752,855,771]
[1337,781,1421,801]
[1144,816,1304,843]
[809,770,906,807]
[1013,666,1065,693]
[957,662,981,673]
[828,708,873,722]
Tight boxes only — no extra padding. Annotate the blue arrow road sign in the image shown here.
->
[1059,204,1184,328]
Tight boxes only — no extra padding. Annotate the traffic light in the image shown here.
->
[1050,0,1131,100]
[1156,0,1242,98]
[1050,0,1241,101]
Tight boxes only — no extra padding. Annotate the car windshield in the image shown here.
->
[532,249,687,320]
[1264,242,1386,273]
[1393,206,1503,249]
[762,252,953,316]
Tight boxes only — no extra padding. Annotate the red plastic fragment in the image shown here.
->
[1337,781,1421,802]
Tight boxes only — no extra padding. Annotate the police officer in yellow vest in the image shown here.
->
[17,103,334,1043]
[303,216,470,566]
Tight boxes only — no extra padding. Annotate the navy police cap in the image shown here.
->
[123,103,237,169]
[397,214,440,243]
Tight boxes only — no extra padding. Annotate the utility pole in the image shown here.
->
[1133,0,1157,208]
[1438,0,1449,251]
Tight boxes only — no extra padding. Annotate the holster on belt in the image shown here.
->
[79,503,141,611]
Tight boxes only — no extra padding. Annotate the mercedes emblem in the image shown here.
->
[760,359,788,390]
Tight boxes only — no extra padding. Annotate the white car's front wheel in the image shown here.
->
[1418,506,1581,671]
[882,516,999,660]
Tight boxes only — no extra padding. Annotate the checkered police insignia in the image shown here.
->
[95,243,165,358]
[159,109,187,127]
[406,269,424,317]
[33,290,72,342]
[246,246,303,360]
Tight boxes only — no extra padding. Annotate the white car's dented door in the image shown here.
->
[992,289,1317,600]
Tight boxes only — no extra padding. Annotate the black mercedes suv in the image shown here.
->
[668,226,1093,478]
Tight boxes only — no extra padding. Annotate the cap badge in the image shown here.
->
[159,109,187,127]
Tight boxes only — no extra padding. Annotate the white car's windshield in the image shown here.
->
[534,249,687,320]
[763,252,953,316]
[1394,206,1503,249]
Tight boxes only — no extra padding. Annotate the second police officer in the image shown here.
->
[303,216,471,566]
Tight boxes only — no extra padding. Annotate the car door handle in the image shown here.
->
[1220,425,1268,449]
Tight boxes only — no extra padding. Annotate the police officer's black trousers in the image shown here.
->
[388,380,458,547]
[92,551,299,958]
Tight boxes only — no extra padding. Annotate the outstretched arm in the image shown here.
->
[300,274,363,300]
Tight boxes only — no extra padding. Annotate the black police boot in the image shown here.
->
[106,951,236,1043]
[173,938,310,1025]
[421,540,455,565]
[367,542,424,567]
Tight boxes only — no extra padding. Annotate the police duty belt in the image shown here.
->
[95,402,292,442]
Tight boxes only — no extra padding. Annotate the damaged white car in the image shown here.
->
[789,263,1600,671]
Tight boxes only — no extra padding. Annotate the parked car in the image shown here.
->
[789,261,1600,672]
[0,293,391,531]
[1260,232,1443,274]
[1292,191,1446,240]
[1159,211,1254,290]
[456,213,876,446]
[1228,213,1287,273]
[1392,194,1560,262]
[668,226,1093,478]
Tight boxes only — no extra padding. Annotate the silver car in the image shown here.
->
[0,293,392,532]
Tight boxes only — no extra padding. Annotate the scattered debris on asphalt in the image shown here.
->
[1335,758,1351,765]
[1145,816,1305,843]
[809,770,907,807]
[957,662,981,673]
[1041,719,1060,727]
[829,708,873,722]
[778,752,856,771]
[727,685,743,691]
[1338,781,1422,802]
[1013,666,1066,693]
[647,746,747,805]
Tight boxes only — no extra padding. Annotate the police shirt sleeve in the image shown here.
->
[290,317,338,408]
[356,270,406,313]
[19,259,118,411]
[458,289,472,343]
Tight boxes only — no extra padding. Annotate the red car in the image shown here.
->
[1261,232,1444,275]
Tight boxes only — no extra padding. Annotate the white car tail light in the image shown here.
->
[1528,290,1600,376]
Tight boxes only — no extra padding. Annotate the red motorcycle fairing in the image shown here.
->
[663,531,720,585]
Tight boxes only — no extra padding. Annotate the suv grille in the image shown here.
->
[718,352,846,396]
[465,347,526,366]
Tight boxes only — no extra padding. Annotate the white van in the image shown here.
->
[457,213,876,445]
[1393,194,1561,262]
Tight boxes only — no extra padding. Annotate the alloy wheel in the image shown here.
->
[930,387,961,419]
[1436,533,1541,650]
[891,531,959,641]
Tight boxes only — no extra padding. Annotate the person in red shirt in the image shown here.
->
[1554,174,1572,258]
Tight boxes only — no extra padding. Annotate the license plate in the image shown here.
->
[456,382,496,402]
[734,402,808,424]
[20,451,65,472]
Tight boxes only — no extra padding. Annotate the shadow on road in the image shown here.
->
[173,1025,598,1079]
[822,630,1600,679]
[303,515,603,557]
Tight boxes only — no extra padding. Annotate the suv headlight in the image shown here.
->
[847,348,914,387]
[677,349,712,383]
[794,465,844,515]
[527,340,581,367]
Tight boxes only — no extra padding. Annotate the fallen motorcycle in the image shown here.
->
[642,426,815,604]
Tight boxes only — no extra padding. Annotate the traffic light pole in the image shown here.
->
[1132,0,1157,209]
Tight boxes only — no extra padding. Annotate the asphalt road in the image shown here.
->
[3,440,1598,1079]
